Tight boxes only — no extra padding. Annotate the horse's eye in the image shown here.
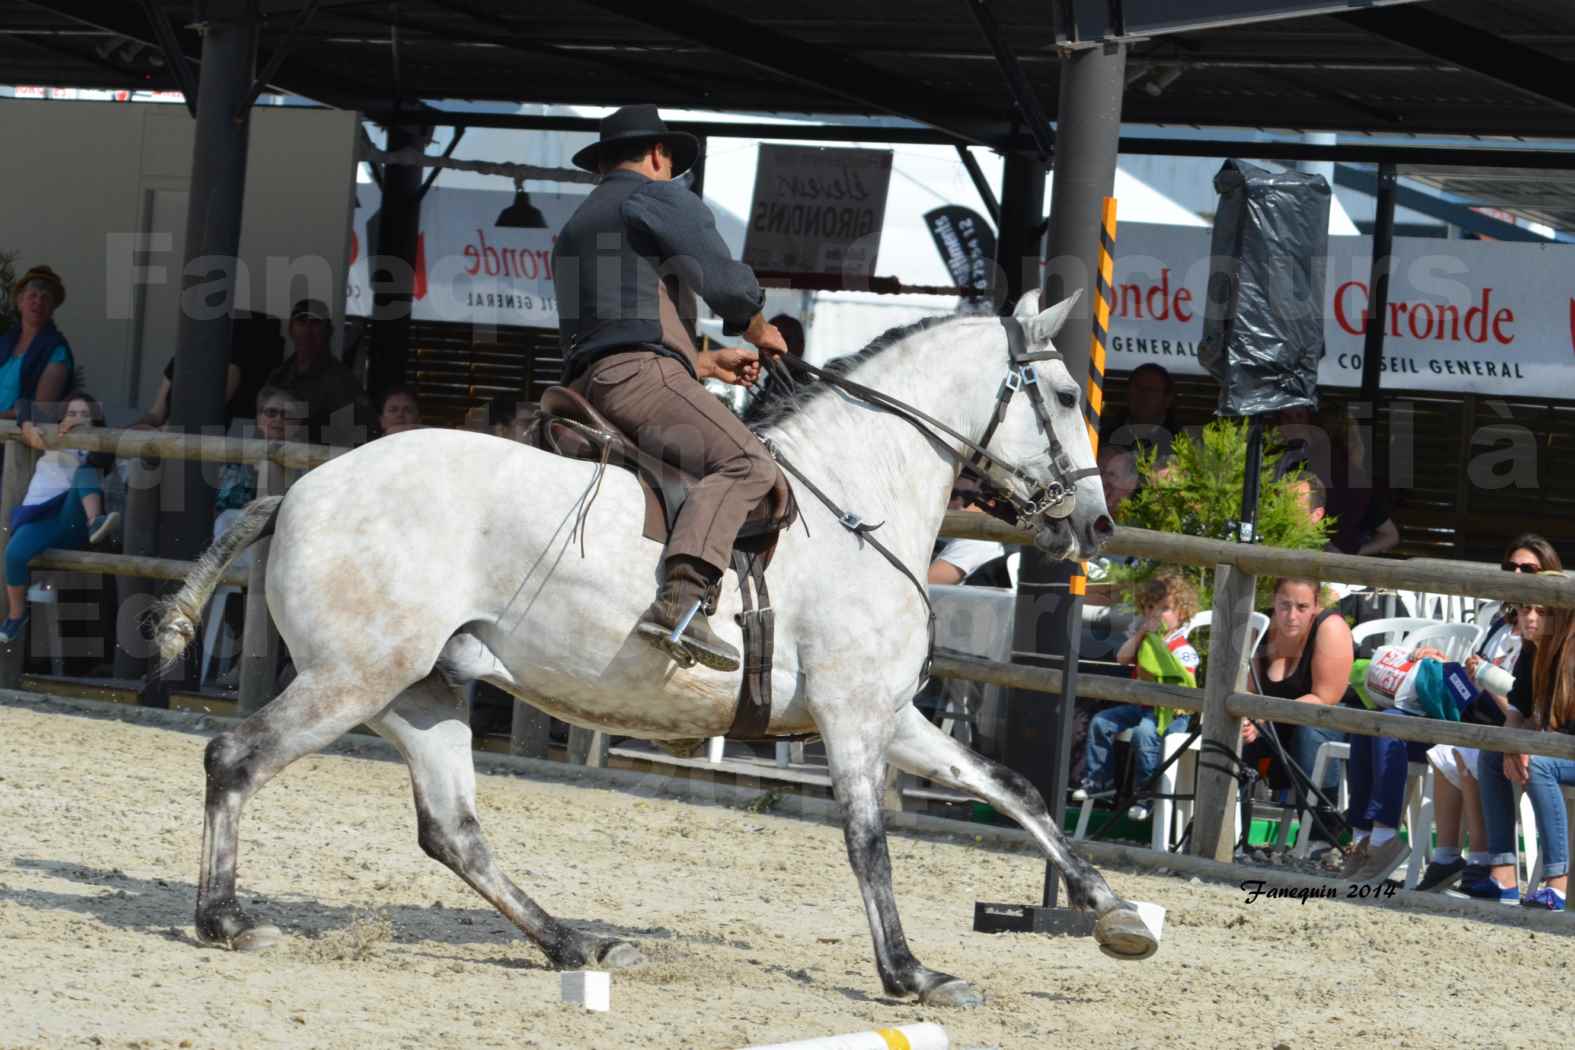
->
[1057,390,1078,409]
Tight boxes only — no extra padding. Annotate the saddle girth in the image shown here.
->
[726,547,774,739]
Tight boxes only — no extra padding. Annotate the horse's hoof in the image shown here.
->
[920,978,983,1009]
[230,924,283,953]
[596,941,645,969]
[1094,907,1159,961]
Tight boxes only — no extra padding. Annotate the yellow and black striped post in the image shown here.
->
[1086,195,1117,456]
[1070,196,1117,604]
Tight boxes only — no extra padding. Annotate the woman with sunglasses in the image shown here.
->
[1457,563,1573,908]
[212,387,304,518]
[1416,535,1562,892]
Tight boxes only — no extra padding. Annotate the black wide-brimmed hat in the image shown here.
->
[571,104,699,176]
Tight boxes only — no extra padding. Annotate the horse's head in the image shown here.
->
[973,290,1113,562]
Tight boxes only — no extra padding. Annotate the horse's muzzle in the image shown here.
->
[1032,513,1114,562]
[1032,517,1079,561]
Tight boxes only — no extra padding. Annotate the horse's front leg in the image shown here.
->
[816,703,983,1008]
[887,703,1159,960]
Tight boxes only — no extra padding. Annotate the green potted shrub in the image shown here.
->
[1109,417,1334,668]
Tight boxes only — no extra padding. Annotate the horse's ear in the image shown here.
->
[1012,289,1042,319]
[1029,290,1083,344]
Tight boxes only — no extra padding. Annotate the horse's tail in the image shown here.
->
[152,495,284,669]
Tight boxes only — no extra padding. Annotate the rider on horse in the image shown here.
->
[553,105,790,673]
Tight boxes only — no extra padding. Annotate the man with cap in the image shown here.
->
[553,104,790,673]
[264,298,368,444]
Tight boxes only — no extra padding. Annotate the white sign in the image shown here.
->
[347,185,582,326]
[1107,223,1575,395]
[742,145,893,276]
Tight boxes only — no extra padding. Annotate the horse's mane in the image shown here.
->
[748,313,963,432]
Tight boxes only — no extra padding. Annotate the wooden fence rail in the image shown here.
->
[932,651,1575,763]
[940,510,1575,608]
[4,419,1571,862]
[0,421,333,470]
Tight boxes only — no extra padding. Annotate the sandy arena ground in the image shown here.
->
[0,692,1567,1050]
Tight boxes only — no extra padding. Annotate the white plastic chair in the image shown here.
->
[1289,739,1432,888]
[1350,617,1439,652]
[1403,622,1481,663]
[25,573,67,677]
[1074,611,1270,851]
[1474,600,1503,629]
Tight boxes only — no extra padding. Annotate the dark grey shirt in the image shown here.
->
[554,170,765,382]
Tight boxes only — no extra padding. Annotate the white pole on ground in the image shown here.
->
[741,1023,948,1050]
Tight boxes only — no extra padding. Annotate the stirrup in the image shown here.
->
[668,599,703,646]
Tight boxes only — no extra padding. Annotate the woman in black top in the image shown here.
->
[1243,577,1358,803]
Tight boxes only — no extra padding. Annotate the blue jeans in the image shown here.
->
[1476,748,1525,868]
[4,474,95,588]
[1346,708,1431,831]
[1083,705,1191,791]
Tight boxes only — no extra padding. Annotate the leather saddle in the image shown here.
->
[534,385,793,545]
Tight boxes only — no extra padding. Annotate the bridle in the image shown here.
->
[757,314,1100,689]
[769,315,1100,528]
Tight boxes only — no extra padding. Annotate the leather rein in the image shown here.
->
[756,315,1101,688]
[765,315,1101,527]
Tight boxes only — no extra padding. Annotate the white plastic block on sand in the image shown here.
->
[560,970,610,1012]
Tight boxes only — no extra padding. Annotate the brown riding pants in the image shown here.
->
[579,350,778,574]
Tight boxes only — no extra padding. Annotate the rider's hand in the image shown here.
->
[1241,721,1259,745]
[1505,751,1530,786]
[20,421,46,451]
[744,314,789,359]
[707,346,762,387]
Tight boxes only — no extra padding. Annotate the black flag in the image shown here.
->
[924,206,996,299]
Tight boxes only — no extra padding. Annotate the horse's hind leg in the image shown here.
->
[886,704,1158,960]
[368,675,642,969]
[816,708,981,1008]
[197,666,405,949]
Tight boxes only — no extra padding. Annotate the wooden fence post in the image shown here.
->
[114,457,161,680]
[0,441,40,688]
[567,726,608,767]
[509,701,552,760]
[1190,563,1257,863]
[238,460,285,715]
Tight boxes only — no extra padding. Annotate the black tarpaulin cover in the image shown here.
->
[1199,159,1331,417]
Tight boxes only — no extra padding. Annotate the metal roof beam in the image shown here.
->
[399,110,1575,170]
[1338,6,1575,117]
[1333,164,1554,242]
[963,0,1054,160]
[407,0,705,98]
[26,0,374,113]
[571,0,1000,146]
[135,0,196,115]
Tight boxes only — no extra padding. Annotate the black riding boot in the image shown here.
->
[637,556,740,672]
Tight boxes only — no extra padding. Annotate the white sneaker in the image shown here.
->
[88,511,120,545]
[1127,803,1151,822]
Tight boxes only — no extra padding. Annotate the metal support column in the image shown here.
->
[368,123,428,400]
[155,0,259,703]
[1009,41,1126,910]
[991,153,1046,312]
[1360,162,1397,488]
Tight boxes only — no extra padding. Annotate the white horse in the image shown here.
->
[155,291,1155,1008]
